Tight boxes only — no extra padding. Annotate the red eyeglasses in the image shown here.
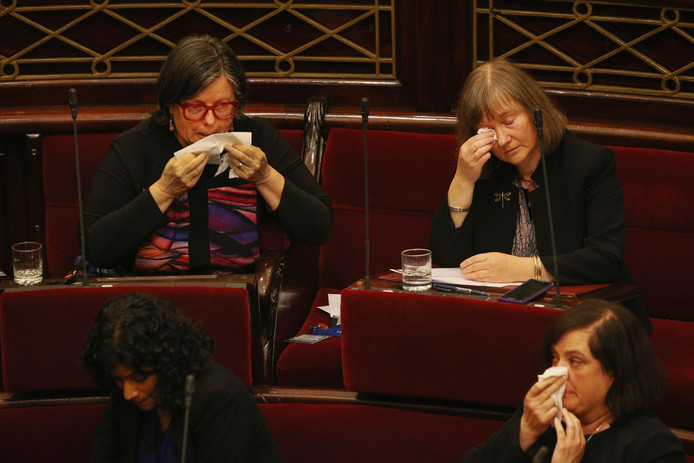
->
[179,101,239,121]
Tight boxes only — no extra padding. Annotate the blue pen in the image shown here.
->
[433,283,489,297]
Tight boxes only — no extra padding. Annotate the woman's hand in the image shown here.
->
[460,252,534,283]
[454,131,495,184]
[150,151,208,212]
[519,376,566,451]
[447,131,495,227]
[225,144,285,210]
[550,409,585,463]
[226,144,273,185]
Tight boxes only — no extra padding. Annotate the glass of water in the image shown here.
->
[401,248,432,291]
[12,241,43,286]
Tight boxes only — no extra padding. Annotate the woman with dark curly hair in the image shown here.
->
[461,299,684,463]
[82,293,284,463]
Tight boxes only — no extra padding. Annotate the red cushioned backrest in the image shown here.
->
[612,146,694,321]
[279,129,303,156]
[42,133,118,278]
[341,289,559,407]
[319,129,458,289]
[0,403,106,463]
[259,402,504,463]
[650,317,694,429]
[0,286,252,392]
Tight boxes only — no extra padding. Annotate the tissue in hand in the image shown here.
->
[537,366,568,421]
[173,132,253,178]
[477,127,497,142]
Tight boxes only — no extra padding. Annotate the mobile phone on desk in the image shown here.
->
[498,279,554,304]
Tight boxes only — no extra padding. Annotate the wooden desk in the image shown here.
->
[349,273,640,309]
[0,273,253,291]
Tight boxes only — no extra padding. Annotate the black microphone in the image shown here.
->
[533,108,561,307]
[181,374,195,463]
[69,88,89,286]
[361,97,371,289]
[532,446,550,463]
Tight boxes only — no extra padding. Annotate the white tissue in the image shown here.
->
[477,127,497,142]
[173,132,252,179]
[537,366,568,421]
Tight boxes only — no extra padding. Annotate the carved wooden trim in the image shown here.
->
[302,96,328,181]
[474,0,694,101]
[0,1,396,82]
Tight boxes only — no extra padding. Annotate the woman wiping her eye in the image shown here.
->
[429,57,650,333]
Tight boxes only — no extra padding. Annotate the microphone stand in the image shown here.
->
[181,374,195,463]
[69,88,89,286]
[361,97,371,289]
[533,109,561,308]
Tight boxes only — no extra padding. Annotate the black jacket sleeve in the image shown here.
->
[250,118,332,245]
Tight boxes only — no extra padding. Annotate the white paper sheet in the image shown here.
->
[318,293,341,323]
[431,268,518,288]
[173,132,252,179]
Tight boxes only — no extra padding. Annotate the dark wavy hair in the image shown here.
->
[82,293,214,411]
[151,34,249,125]
[456,58,567,177]
[541,299,664,423]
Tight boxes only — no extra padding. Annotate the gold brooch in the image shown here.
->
[495,191,511,208]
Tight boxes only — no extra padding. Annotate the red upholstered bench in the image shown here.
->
[40,127,315,385]
[275,288,343,386]
[339,288,694,430]
[259,402,505,463]
[340,288,555,406]
[42,133,118,278]
[317,128,458,291]
[0,402,107,463]
[0,285,254,463]
[277,130,694,389]
[613,146,694,322]
[276,128,458,386]
[0,286,252,392]
[650,317,694,430]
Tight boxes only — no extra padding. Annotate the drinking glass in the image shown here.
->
[12,241,43,286]
[401,248,432,291]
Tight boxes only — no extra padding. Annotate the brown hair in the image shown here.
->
[456,58,566,156]
[541,299,664,422]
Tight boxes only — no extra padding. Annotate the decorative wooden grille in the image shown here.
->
[0,0,395,81]
[474,1,694,99]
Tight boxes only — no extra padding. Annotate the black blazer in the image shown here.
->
[430,131,650,330]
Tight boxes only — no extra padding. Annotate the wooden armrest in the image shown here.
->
[249,243,320,385]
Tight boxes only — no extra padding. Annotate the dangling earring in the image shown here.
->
[169,115,175,132]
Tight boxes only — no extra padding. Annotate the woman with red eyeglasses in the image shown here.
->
[80,35,332,275]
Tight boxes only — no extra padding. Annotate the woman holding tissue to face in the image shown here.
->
[81,34,331,275]
[429,57,650,331]
[461,300,684,463]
